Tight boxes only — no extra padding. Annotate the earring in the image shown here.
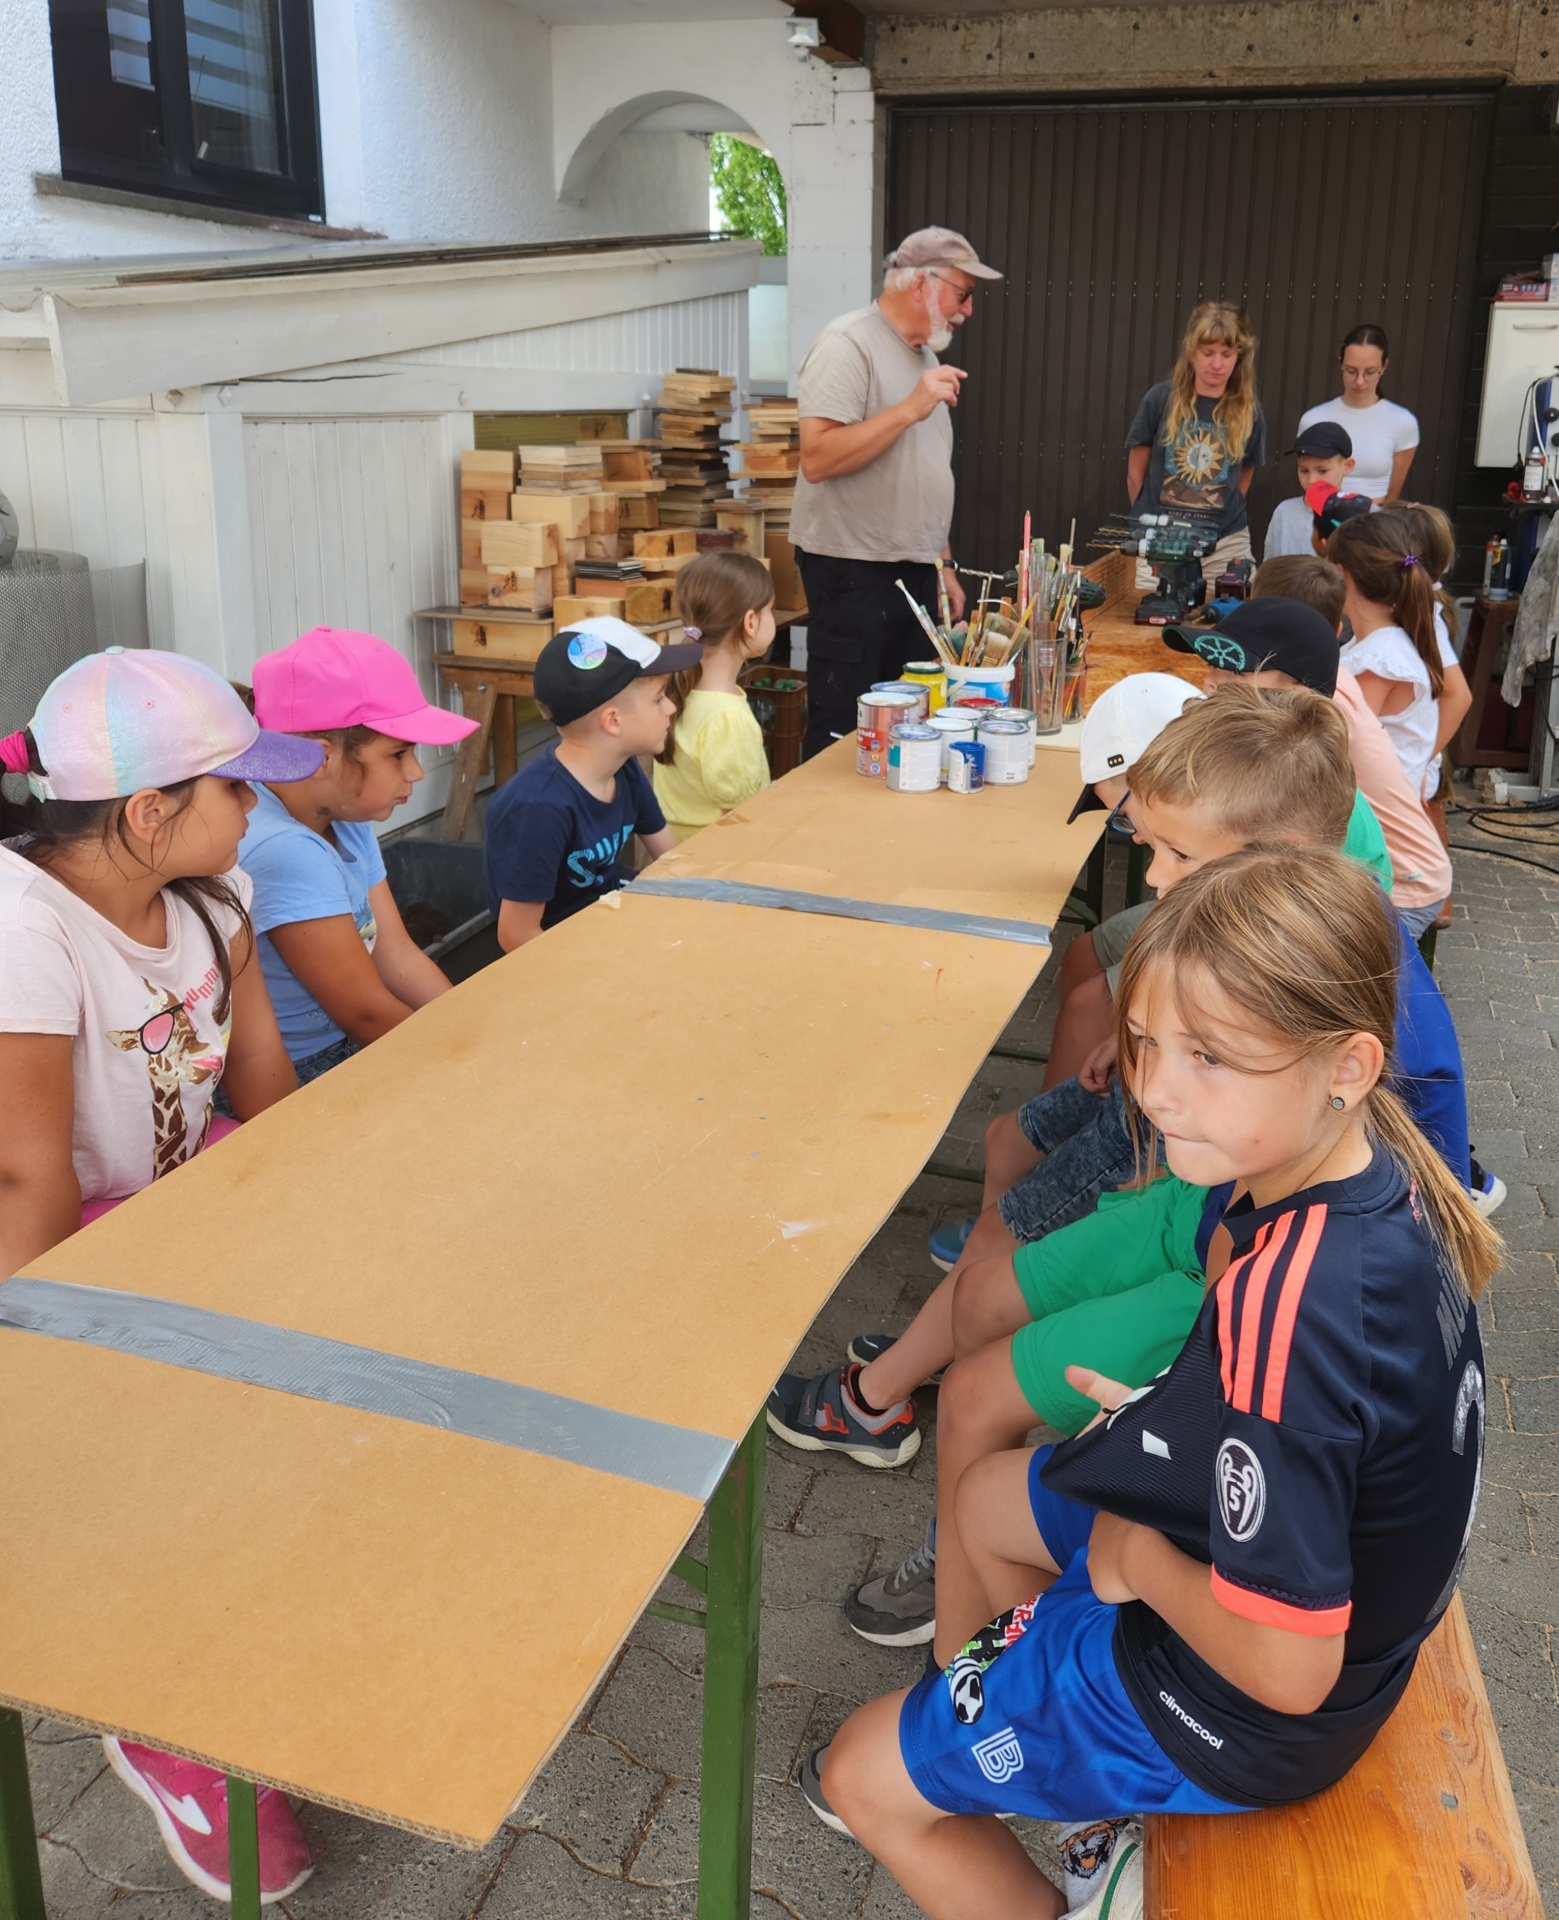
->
[1330,1096,1346,1111]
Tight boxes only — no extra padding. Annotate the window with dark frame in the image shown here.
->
[48,0,322,221]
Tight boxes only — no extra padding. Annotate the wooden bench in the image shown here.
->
[1147,1595,1544,1917]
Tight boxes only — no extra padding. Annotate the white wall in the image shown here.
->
[549,19,877,386]
[1,0,712,264]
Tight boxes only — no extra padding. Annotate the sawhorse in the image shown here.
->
[0,1415,767,1920]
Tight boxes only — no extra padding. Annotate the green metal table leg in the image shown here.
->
[225,1777,261,1920]
[696,1414,765,1920]
[0,1709,45,1920]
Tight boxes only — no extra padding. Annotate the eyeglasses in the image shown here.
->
[1105,796,1138,838]
[927,271,976,312]
[125,1006,180,1055]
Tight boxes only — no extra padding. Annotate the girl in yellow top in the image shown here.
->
[653,550,776,837]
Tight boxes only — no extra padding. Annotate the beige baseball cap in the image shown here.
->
[885,227,1003,281]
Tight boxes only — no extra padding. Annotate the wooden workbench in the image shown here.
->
[0,740,1100,1913]
[1075,550,1210,709]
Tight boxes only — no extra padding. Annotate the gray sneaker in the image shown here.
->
[846,1521,936,1645]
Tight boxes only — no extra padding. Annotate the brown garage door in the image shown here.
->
[885,90,1493,573]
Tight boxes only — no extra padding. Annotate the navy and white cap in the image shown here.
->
[1284,420,1353,459]
[532,617,702,726]
[1067,673,1206,822]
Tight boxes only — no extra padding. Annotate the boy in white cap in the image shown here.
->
[791,227,1001,759]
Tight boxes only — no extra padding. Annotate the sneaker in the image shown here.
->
[928,1216,976,1272]
[1057,1817,1136,1911]
[847,1520,937,1645]
[767,1364,920,1469]
[1470,1156,1507,1218]
[103,1739,313,1904]
[797,1744,852,1836]
[1064,1820,1142,1918]
[845,1332,945,1387]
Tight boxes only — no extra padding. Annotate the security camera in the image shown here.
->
[787,17,823,58]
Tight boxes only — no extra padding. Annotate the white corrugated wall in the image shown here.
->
[404,291,746,381]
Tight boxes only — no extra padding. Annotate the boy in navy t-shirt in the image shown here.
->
[483,618,699,950]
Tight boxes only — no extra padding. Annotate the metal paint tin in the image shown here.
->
[902,662,949,713]
[947,740,985,793]
[1001,707,1039,766]
[886,723,942,793]
[926,710,976,781]
[948,662,1017,707]
[857,691,918,776]
[978,715,1030,785]
[872,679,932,724]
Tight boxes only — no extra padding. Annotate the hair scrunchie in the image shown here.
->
[0,731,30,775]
[683,626,703,641]
[1398,553,1420,571]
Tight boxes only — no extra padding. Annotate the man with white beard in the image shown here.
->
[790,228,1002,759]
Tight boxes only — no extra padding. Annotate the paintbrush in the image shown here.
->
[895,577,956,665]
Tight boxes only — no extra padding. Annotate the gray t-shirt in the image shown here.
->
[1126,382,1266,538]
[790,304,955,566]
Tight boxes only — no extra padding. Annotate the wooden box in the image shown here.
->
[715,503,766,555]
[589,493,620,537]
[449,618,550,663]
[766,532,806,613]
[553,579,676,629]
[461,449,516,489]
[460,568,493,607]
[487,565,556,612]
[480,522,557,569]
[460,490,510,522]
[460,519,484,568]
[633,529,697,559]
[618,494,659,532]
[601,446,657,483]
[584,534,622,562]
[510,491,592,536]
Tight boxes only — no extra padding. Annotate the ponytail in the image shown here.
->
[660,551,775,768]
[1327,513,1444,696]
[1367,1085,1501,1299]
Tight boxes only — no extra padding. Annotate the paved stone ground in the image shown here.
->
[19,818,1559,1916]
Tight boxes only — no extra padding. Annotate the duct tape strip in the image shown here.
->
[631,875,1053,948]
[0,1277,733,1502]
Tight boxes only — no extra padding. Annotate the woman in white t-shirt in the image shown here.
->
[1328,512,1446,800]
[0,648,322,1903]
[1298,324,1419,501]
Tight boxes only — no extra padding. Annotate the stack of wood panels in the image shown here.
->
[656,369,736,527]
[586,439,666,537]
[737,399,800,532]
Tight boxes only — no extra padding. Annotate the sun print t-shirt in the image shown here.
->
[1127,383,1267,538]
[0,843,250,1204]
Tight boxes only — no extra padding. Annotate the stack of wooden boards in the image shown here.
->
[737,398,800,532]
[656,369,737,527]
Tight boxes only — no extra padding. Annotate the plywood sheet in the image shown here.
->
[650,735,1102,925]
[0,805,1081,1840]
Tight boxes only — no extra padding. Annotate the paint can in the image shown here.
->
[886,723,942,793]
[857,691,918,777]
[977,715,1030,785]
[872,679,932,724]
[1002,707,1039,766]
[902,662,949,713]
[948,661,1016,708]
[926,709,977,782]
[947,740,985,793]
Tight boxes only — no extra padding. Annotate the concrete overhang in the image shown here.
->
[0,235,761,409]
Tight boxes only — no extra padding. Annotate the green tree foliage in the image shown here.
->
[710,135,787,256]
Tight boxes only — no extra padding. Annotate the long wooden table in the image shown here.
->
[0,739,1101,1917]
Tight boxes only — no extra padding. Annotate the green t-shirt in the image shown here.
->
[1344,790,1394,893]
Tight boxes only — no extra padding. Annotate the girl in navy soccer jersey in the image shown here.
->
[806,846,1502,1920]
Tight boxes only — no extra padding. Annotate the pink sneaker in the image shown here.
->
[102,1737,313,1903]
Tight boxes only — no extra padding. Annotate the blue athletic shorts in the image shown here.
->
[897,1449,1250,1822]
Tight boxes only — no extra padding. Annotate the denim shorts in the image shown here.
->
[999,1076,1142,1245]
[1395,898,1447,941]
[293,1034,362,1084]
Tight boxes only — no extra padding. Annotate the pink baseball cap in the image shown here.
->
[252,628,478,746]
[0,648,324,801]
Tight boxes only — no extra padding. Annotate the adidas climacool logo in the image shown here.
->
[1159,1690,1224,1749]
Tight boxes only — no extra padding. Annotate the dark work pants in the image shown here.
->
[796,550,941,762]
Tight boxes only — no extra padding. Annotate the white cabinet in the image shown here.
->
[1476,302,1559,467]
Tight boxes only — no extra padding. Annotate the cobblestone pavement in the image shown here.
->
[19,825,1559,1917]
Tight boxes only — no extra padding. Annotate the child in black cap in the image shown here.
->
[483,617,700,950]
[1261,420,1356,560]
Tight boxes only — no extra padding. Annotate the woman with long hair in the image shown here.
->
[1125,301,1266,588]
[1298,323,1419,501]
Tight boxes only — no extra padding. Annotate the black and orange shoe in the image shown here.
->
[766,1363,921,1468]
